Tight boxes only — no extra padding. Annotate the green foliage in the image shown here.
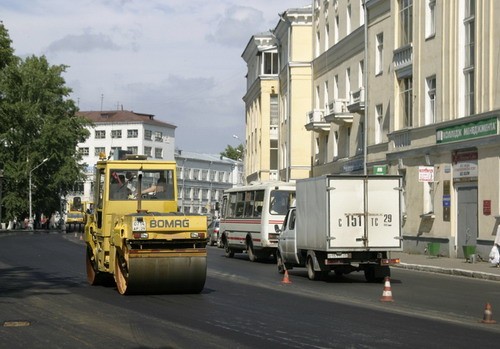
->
[220,143,244,161]
[0,24,90,221]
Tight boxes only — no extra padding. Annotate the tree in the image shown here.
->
[0,24,90,222]
[220,144,244,161]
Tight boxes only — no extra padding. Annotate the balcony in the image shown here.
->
[305,109,330,133]
[347,87,365,112]
[393,44,413,78]
[324,99,353,126]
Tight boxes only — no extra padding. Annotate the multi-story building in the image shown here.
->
[308,0,500,258]
[76,109,176,201]
[241,5,313,183]
[175,150,243,217]
[243,1,500,258]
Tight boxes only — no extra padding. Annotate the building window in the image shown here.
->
[270,139,278,171]
[334,75,339,99]
[263,52,278,75]
[334,15,339,44]
[400,77,413,128]
[465,70,475,116]
[111,130,122,139]
[111,147,121,156]
[346,4,351,35]
[375,104,383,144]
[324,24,330,51]
[95,130,106,139]
[358,60,364,88]
[94,147,105,156]
[324,81,329,112]
[315,30,321,57]
[425,76,436,125]
[425,0,436,38]
[345,68,351,100]
[127,129,138,138]
[79,147,89,156]
[360,0,365,26]
[218,171,225,182]
[464,0,475,116]
[376,33,383,75]
[127,146,138,154]
[154,148,162,159]
[144,130,152,141]
[154,131,163,142]
[270,95,278,126]
[399,0,413,46]
[144,146,152,157]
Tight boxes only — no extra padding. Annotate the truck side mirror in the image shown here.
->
[274,224,281,233]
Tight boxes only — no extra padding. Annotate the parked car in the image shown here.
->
[207,219,220,247]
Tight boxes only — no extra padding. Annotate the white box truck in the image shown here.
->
[276,175,402,282]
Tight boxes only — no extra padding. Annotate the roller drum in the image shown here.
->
[115,252,207,295]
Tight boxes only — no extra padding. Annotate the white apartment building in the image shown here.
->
[175,150,244,218]
[76,109,176,201]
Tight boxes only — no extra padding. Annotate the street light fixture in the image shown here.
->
[29,158,49,229]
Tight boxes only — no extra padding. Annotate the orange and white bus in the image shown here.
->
[220,181,295,261]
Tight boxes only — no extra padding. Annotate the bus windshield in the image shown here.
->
[269,190,295,215]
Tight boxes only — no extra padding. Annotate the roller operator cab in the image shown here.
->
[84,154,207,295]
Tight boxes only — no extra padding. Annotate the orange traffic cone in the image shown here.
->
[480,303,497,324]
[380,276,394,302]
[282,270,292,284]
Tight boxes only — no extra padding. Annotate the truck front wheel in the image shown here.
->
[276,252,285,274]
[307,257,322,281]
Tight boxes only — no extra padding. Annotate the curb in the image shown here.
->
[394,262,500,282]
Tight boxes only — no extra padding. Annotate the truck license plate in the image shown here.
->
[327,253,349,259]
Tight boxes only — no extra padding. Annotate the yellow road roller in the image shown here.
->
[84,153,207,295]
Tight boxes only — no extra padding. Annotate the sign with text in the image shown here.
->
[418,166,434,182]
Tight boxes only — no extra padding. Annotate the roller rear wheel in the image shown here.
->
[114,250,130,295]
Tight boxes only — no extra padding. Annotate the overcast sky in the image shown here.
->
[1,0,310,154]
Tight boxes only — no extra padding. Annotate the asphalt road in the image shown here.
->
[0,232,499,348]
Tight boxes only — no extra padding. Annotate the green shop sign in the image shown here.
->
[436,117,498,144]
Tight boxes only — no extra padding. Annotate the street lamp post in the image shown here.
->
[29,158,48,229]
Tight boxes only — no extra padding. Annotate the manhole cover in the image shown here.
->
[3,321,31,327]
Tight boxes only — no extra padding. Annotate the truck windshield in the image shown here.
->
[109,169,174,201]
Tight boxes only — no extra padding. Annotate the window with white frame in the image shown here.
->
[111,130,122,139]
[375,104,383,144]
[218,171,225,182]
[333,131,339,158]
[399,0,413,46]
[376,33,383,75]
[127,129,138,138]
[111,146,121,155]
[154,148,162,159]
[315,85,320,109]
[95,130,106,139]
[79,147,89,156]
[358,60,364,88]
[334,15,339,44]
[334,75,339,99]
[154,131,163,142]
[425,0,436,38]
[324,81,329,112]
[345,68,351,100]
[192,169,200,180]
[464,0,475,116]
[315,30,321,57]
[193,188,200,200]
[400,77,413,128]
[325,24,329,51]
[270,95,278,126]
[425,76,436,125]
[144,146,152,157]
[346,4,351,35]
[127,146,138,154]
[144,130,152,141]
[263,52,278,75]
[94,147,105,156]
[360,0,365,26]
[465,70,475,116]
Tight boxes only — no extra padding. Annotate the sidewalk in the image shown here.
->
[392,251,500,282]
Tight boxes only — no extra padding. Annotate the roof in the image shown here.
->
[175,150,241,165]
[77,110,176,129]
